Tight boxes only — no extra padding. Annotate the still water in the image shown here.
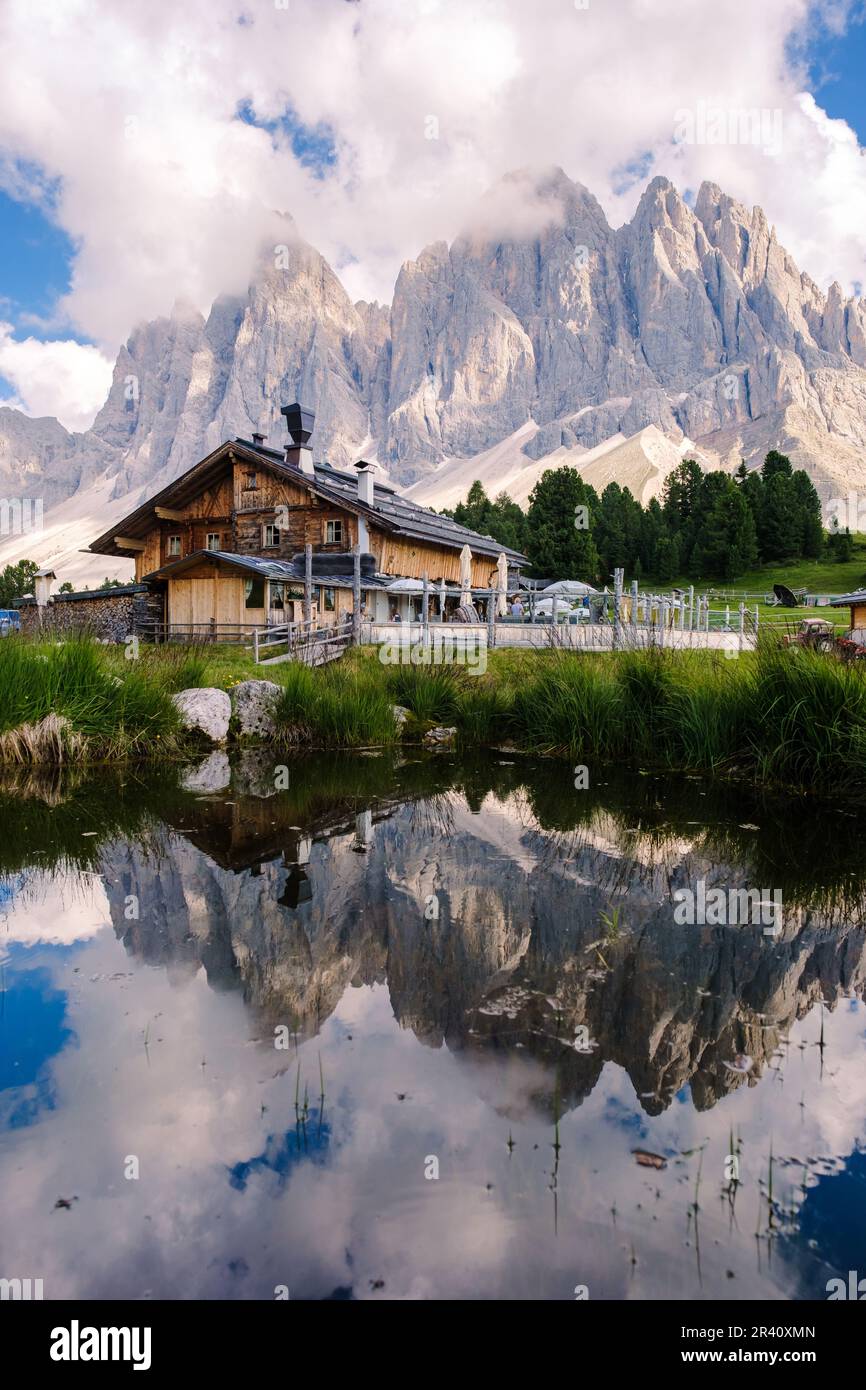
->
[1,750,864,1301]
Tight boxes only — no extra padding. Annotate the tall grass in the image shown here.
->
[503,638,866,800]
[273,659,397,747]
[385,663,466,723]
[0,635,179,760]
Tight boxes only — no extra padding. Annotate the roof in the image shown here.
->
[829,591,866,607]
[89,436,526,564]
[144,550,393,589]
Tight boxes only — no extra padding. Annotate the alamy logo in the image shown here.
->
[673,880,782,933]
[826,1270,866,1300]
[378,621,487,674]
[50,1320,152,1371]
[673,102,783,156]
[0,1276,43,1299]
[0,497,43,536]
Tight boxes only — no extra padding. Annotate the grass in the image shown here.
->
[0,634,181,759]
[273,658,398,747]
[6,629,866,804]
[665,540,866,624]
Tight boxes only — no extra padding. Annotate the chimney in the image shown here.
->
[355,459,374,506]
[251,431,266,446]
[281,402,316,477]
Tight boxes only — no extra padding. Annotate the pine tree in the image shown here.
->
[791,470,824,559]
[526,468,600,579]
[662,459,703,570]
[691,474,758,579]
[758,471,801,561]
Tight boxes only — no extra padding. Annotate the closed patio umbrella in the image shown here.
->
[496,552,508,617]
[459,544,472,605]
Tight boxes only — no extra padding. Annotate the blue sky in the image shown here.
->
[803,3,866,139]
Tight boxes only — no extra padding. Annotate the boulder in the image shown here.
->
[423,725,458,746]
[230,679,282,738]
[171,687,231,744]
[391,704,411,728]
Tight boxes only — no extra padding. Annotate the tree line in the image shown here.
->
[444,451,845,583]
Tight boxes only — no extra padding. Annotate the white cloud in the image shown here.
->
[0,323,114,431]
[0,0,863,389]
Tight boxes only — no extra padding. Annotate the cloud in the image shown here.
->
[0,0,863,376]
[0,323,114,431]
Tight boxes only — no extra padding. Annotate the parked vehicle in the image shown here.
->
[783,617,836,652]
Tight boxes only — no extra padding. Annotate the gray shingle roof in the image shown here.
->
[236,439,526,563]
[145,551,392,588]
[829,590,866,607]
[89,434,527,564]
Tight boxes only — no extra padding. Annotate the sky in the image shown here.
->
[0,0,865,432]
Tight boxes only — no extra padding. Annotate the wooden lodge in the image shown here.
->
[88,404,526,637]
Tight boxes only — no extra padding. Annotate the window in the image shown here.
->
[269,582,285,610]
[262,523,281,547]
[167,535,182,557]
[321,586,336,612]
[206,533,220,551]
[325,519,343,544]
[244,577,266,609]
[243,471,257,490]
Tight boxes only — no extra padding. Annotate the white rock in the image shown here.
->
[181,750,231,793]
[230,679,282,738]
[391,704,411,727]
[171,687,231,744]
[423,725,457,745]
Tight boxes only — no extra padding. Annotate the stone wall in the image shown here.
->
[16,585,161,641]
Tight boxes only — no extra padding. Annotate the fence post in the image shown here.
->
[353,546,362,647]
[613,567,623,650]
[304,544,313,628]
[253,628,259,665]
[739,602,745,656]
[487,590,495,649]
[422,571,429,650]
[688,584,694,631]
[753,606,759,633]
[631,579,638,638]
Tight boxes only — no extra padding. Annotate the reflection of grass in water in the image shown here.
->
[4,744,866,920]
[0,764,185,877]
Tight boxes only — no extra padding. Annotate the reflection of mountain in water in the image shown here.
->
[101,751,866,1118]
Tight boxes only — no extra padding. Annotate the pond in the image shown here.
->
[1,750,864,1301]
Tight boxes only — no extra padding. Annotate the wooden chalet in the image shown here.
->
[88,404,526,635]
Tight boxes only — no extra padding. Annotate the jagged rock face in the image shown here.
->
[5,170,866,516]
[385,172,866,493]
[86,235,384,497]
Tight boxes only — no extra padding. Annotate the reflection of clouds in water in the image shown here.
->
[2,886,865,1300]
[0,870,110,955]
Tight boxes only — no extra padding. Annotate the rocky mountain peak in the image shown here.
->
[2,169,866,580]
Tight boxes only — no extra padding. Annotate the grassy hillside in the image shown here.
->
[665,540,866,603]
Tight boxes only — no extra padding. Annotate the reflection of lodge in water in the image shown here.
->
[175,783,381,908]
[104,754,866,1119]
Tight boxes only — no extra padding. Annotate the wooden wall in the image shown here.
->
[369,528,500,587]
[168,575,262,627]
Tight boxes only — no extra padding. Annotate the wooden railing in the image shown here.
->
[136,621,262,644]
[252,617,354,665]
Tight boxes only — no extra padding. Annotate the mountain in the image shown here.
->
[2,171,866,583]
